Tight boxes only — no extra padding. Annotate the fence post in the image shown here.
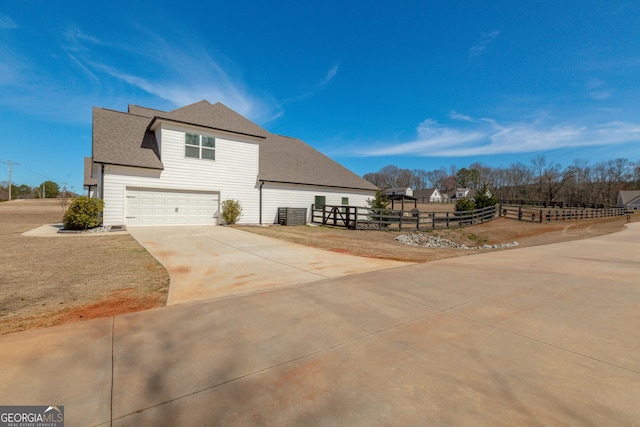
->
[355,207,359,230]
[346,207,351,228]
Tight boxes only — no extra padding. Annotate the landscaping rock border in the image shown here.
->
[396,233,519,249]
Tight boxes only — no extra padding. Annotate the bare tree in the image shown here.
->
[632,161,640,189]
[531,155,548,200]
[503,162,533,201]
[425,168,448,189]
[409,169,428,190]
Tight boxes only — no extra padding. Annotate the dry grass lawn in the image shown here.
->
[239,211,638,263]
[0,199,169,335]
[1,199,635,335]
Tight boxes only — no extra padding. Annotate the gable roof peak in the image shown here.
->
[154,100,268,139]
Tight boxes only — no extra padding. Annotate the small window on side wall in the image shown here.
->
[185,133,216,160]
[342,197,349,205]
[314,196,326,208]
[185,133,200,158]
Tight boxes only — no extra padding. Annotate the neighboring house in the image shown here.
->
[384,187,413,197]
[83,157,97,198]
[451,188,475,199]
[86,100,378,227]
[449,187,493,201]
[617,190,640,210]
[413,188,444,203]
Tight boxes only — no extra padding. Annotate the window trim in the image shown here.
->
[185,132,216,161]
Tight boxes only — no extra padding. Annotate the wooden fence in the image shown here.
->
[311,204,497,230]
[499,200,610,209]
[499,205,627,223]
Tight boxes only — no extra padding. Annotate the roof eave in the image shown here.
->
[148,116,267,140]
[93,160,164,171]
[259,178,378,192]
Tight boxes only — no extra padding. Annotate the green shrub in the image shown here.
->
[366,190,391,227]
[221,199,243,224]
[454,198,476,212]
[473,184,498,209]
[62,197,104,230]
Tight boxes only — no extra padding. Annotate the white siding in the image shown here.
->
[261,183,375,224]
[102,123,260,226]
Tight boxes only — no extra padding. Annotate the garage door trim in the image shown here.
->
[126,187,220,226]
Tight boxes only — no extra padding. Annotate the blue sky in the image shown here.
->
[1,1,640,192]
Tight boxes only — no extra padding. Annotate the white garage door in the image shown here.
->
[126,188,219,226]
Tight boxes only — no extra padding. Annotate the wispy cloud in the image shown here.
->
[469,30,500,58]
[353,113,640,157]
[0,15,18,29]
[58,25,282,123]
[586,78,612,100]
[282,64,339,104]
[63,26,102,51]
[320,65,339,87]
[449,111,475,122]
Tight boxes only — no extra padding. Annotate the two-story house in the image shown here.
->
[86,100,378,227]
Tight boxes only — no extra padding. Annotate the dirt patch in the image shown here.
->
[0,199,170,335]
[239,213,638,264]
[1,288,164,335]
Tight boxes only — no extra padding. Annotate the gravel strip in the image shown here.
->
[396,233,519,249]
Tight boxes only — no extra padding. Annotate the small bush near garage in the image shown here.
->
[63,197,104,230]
[221,199,243,225]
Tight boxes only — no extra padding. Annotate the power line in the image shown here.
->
[15,163,49,180]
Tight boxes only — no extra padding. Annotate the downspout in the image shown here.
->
[99,164,105,199]
[259,180,264,225]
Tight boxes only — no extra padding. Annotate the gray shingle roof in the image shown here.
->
[84,157,97,186]
[617,190,640,207]
[92,108,163,170]
[128,104,165,117]
[259,134,378,191]
[92,101,377,191]
[413,188,437,198]
[154,100,269,139]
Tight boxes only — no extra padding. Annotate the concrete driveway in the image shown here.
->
[128,225,411,304]
[0,223,638,426]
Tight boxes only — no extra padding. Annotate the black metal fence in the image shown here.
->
[311,204,498,230]
[499,205,627,223]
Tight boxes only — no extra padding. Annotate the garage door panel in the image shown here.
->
[126,188,219,226]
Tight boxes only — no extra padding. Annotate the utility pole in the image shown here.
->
[1,160,19,201]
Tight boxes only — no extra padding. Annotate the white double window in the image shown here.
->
[185,133,215,160]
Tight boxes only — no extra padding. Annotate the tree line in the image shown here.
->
[363,156,640,206]
[0,180,71,201]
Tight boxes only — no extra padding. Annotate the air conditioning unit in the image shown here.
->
[277,207,307,226]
